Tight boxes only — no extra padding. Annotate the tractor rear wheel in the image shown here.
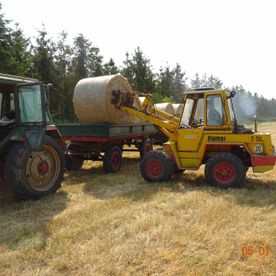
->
[205,152,245,188]
[140,151,173,182]
[4,136,65,199]
[103,146,122,173]
[139,138,153,158]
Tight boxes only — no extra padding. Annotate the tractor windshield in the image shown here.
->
[180,98,194,127]
[18,84,44,123]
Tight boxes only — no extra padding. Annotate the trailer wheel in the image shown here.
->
[65,143,84,171]
[103,146,122,173]
[139,138,153,158]
[4,136,65,199]
[140,151,173,182]
[205,152,245,188]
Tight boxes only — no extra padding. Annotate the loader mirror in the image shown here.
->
[230,91,236,98]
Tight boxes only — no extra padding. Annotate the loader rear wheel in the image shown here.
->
[205,152,245,188]
[139,138,153,158]
[4,136,65,199]
[103,146,122,173]
[140,151,173,182]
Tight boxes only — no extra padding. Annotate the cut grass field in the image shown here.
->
[0,122,276,275]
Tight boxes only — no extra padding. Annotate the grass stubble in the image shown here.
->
[0,123,275,275]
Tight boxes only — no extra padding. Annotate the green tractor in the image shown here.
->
[0,73,65,199]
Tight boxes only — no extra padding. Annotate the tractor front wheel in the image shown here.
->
[5,136,65,199]
[205,152,245,188]
[140,151,173,182]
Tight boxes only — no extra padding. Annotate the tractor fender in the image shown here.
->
[46,125,67,151]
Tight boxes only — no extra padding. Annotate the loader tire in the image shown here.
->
[140,151,173,182]
[4,136,65,199]
[205,152,245,188]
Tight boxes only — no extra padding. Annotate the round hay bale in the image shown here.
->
[155,103,175,115]
[73,75,141,124]
[172,104,184,116]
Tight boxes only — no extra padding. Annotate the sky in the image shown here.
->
[1,0,276,99]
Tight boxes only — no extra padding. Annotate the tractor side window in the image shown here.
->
[18,84,43,123]
[206,95,224,126]
[180,98,194,127]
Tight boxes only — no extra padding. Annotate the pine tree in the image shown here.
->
[71,33,91,80]
[88,46,103,77]
[103,58,118,75]
[122,47,155,93]
[157,63,187,102]
[31,27,56,84]
[54,31,75,121]
[191,73,223,89]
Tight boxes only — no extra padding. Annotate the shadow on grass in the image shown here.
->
[0,181,69,250]
[65,156,276,209]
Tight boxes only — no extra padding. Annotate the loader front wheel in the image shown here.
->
[4,136,65,199]
[205,152,245,188]
[140,151,173,182]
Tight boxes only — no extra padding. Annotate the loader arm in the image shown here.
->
[112,90,179,140]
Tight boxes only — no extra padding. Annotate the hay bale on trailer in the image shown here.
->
[172,104,184,116]
[73,75,142,124]
[155,103,175,115]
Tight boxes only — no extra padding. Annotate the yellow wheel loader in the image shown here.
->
[112,88,276,188]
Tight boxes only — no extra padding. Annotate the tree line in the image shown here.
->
[0,3,275,123]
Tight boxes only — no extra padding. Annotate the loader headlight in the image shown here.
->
[254,144,263,153]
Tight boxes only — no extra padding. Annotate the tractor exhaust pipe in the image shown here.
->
[254,114,257,132]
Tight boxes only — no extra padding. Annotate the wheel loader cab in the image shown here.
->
[177,89,233,154]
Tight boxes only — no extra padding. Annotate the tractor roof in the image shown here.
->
[184,88,230,95]
[0,73,38,85]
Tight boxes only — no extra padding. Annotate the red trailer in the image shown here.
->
[57,123,157,173]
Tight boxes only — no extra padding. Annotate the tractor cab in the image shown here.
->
[0,73,65,199]
[0,73,48,151]
[179,88,240,132]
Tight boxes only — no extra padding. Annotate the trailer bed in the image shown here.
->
[56,123,157,173]
[57,123,157,141]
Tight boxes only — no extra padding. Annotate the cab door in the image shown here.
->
[177,96,204,152]
[15,82,46,150]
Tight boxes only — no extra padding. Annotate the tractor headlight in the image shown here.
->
[254,144,263,153]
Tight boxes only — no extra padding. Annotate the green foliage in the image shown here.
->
[152,93,174,103]
[157,63,187,102]
[191,73,223,89]
[103,58,118,75]
[0,3,275,123]
[71,33,91,80]
[0,4,30,75]
[121,47,156,93]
